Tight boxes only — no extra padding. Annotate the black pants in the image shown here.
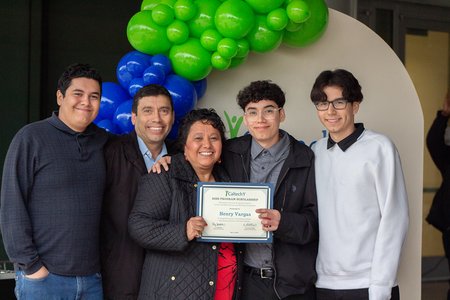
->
[316,286,399,300]
[241,270,316,300]
[443,230,450,300]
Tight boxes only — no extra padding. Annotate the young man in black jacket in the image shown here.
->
[222,80,318,300]
[426,91,450,300]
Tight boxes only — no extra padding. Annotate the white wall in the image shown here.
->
[200,9,422,299]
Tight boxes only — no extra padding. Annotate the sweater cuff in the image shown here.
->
[22,260,44,276]
[369,284,392,300]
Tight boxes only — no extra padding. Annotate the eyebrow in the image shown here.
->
[246,104,277,110]
[326,97,345,102]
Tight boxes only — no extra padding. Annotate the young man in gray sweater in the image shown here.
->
[1,63,108,299]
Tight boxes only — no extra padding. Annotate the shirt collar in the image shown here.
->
[327,123,365,151]
[251,130,290,159]
[137,135,168,160]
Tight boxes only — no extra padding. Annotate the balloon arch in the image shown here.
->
[94,0,328,137]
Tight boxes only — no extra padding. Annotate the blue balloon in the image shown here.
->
[126,51,152,77]
[167,118,181,140]
[113,100,134,134]
[128,77,145,98]
[151,54,173,75]
[163,74,197,118]
[96,119,121,134]
[99,82,130,120]
[143,65,166,85]
[116,51,152,89]
[192,78,207,99]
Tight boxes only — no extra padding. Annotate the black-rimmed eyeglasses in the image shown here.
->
[314,99,349,111]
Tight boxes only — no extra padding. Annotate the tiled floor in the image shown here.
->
[422,280,448,300]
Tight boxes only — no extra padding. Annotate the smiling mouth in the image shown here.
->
[199,151,213,156]
[147,126,164,131]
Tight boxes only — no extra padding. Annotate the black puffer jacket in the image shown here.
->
[426,112,450,232]
[129,153,241,299]
[222,133,318,299]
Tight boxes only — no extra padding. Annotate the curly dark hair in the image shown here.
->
[310,69,363,103]
[177,108,226,149]
[132,84,173,114]
[57,63,102,96]
[237,80,286,110]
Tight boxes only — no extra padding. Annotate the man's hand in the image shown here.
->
[150,156,172,173]
[25,266,49,279]
[186,216,207,241]
[256,208,281,231]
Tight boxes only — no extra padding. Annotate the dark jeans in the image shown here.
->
[241,270,316,300]
[15,271,103,300]
[316,286,399,300]
[443,229,450,300]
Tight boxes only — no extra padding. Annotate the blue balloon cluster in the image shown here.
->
[94,50,207,135]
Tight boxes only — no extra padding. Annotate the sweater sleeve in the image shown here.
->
[128,172,189,252]
[0,130,43,274]
[369,140,409,300]
[426,111,450,175]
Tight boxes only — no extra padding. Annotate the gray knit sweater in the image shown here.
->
[0,112,108,276]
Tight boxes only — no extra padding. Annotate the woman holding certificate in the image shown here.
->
[129,108,240,300]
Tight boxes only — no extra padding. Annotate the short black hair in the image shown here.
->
[310,69,363,103]
[132,84,173,114]
[57,63,102,96]
[177,108,226,149]
[237,80,286,110]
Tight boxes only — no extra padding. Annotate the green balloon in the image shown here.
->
[286,0,310,23]
[214,0,255,39]
[188,0,221,38]
[229,55,247,68]
[167,20,189,44]
[152,4,175,27]
[211,51,231,70]
[267,8,289,31]
[235,39,250,58]
[247,15,283,53]
[244,0,284,14]
[127,10,172,55]
[174,0,197,21]
[217,38,238,59]
[169,38,212,80]
[283,0,328,47]
[161,0,176,8]
[285,19,303,32]
[200,29,223,51]
[141,0,162,11]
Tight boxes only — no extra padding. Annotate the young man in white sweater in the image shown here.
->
[309,69,409,300]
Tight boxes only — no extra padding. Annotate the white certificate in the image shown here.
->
[196,182,273,243]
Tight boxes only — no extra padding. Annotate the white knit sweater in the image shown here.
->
[312,129,409,300]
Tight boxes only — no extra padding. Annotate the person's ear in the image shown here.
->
[352,102,360,115]
[56,90,64,106]
[279,108,286,122]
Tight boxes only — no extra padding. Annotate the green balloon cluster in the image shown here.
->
[127,0,328,81]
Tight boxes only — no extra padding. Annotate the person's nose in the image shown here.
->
[80,95,90,106]
[327,103,337,114]
[152,111,161,122]
[256,111,265,122]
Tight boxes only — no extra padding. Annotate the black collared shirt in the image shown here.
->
[327,123,365,151]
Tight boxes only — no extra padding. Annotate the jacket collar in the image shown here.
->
[226,132,311,168]
[123,131,148,174]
